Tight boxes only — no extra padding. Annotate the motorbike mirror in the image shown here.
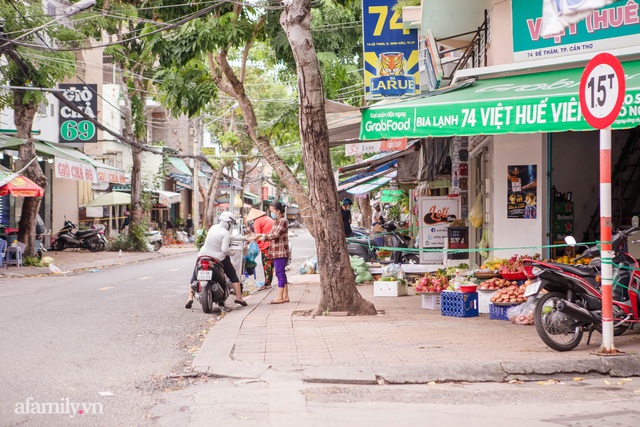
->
[633,216,639,228]
[564,235,577,246]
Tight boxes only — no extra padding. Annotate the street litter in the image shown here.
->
[89,269,100,273]
[48,264,66,274]
[98,391,114,397]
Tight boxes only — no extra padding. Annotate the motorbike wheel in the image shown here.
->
[152,240,162,251]
[88,238,101,252]
[534,292,584,351]
[51,239,65,251]
[400,254,420,264]
[201,283,213,313]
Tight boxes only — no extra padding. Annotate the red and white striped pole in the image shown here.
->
[579,53,626,354]
[599,126,615,353]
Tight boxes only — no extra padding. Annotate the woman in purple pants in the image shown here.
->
[255,201,290,304]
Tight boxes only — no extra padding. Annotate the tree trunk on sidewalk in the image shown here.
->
[208,52,316,235]
[359,195,372,229]
[204,165,224,228]
[281,0,376,316]
[14,91,45,257]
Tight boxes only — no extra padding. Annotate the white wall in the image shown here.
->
[52,176,79,230]
[492,133,548,259]
[487,0,514,66]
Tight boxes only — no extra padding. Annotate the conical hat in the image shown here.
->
[246,208,266,222]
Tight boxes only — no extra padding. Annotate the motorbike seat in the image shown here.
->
[75,229,96,237]
[555,263,597,277]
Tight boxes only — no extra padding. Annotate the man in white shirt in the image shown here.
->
[185,211,247,308]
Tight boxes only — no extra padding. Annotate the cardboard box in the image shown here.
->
[421,294,441,310]
[374,280,408,297]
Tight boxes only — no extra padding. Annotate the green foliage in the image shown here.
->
[195,227,208,249]
[392,0,421,15]
[22,256,41,267]
[108,223,149,252]
[0,1,79,110]
[154,60,218,118]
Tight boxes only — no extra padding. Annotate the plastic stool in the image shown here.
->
[5,246,22,267]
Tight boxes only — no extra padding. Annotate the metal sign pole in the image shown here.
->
[599,126,615,352]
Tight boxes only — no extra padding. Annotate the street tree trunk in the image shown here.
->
[359,195,373,229]
[281,0,376,316]
[204,165,224,228]
[208,52,316,235]
[14,90,45,257]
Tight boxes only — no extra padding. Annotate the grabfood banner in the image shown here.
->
[362,0,420,100]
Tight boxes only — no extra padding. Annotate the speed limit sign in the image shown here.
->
[579,53,626,129]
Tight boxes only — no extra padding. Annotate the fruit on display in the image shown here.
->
[490,285,526,304]
[553,255,593,265]
[415,273,448,293]
[478,278,519,290]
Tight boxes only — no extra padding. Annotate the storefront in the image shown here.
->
[360,60,640,264]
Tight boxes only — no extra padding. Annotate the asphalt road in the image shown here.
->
[0,253,213,426]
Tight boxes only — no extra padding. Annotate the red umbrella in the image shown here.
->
[0,174,44,198]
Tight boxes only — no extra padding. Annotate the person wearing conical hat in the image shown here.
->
[246,208,274,291]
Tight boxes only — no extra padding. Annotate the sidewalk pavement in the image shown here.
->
[0,244,198,278]
[194,271,640,384]
[5,247,639,384]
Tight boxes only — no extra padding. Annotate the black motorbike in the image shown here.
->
[51,220,105,252]
[347,222,419,264]
[191,255,229,313]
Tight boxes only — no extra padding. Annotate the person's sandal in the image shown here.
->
[185,299,193,309]
[269,299,285,304]
[257,285,272,291]
[235,299,248,307]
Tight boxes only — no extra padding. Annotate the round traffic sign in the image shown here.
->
[579,53,626,129]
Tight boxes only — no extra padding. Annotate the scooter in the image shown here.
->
[523,216,640,351]
[51,220,105,252]
[347,221,419,264]
[146,230,163,251]
[191,255,229,313]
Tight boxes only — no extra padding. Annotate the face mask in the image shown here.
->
[270,213,277,220]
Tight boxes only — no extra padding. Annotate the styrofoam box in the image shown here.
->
[478,290,497,314]
[421,294,441,310]
[374,280,408,297]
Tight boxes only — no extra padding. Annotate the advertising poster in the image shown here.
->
[418,196,461,264]
[511,0,640,62]
[58,84,98,143]
[507,165,537,219]
[362,0,420,100]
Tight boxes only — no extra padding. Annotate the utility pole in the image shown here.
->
[193,118,201,230]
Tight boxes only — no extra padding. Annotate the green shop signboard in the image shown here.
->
[360,60,640,140]
[511,0,640,62]
[381,189,402,202]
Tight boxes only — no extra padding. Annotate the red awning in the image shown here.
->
[0,175,44,198]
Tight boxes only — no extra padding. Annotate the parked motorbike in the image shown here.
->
[51,220,105,252]
[523,216,640,351]
[191,255,229,313]
[347,221,419,264]
[146,230,163,251]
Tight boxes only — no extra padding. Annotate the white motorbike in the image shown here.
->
[146,230,163,251]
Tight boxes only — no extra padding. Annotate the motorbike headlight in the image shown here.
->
[531,266,543,276]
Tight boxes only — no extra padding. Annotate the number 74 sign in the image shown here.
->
[579,53,626,129]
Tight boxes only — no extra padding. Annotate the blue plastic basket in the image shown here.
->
[440,291,478,318]
[489,304,510,321]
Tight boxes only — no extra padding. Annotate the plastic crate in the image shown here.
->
[421,294,441,310]
[489,304,510,321]
[478,291,496,314]
[440,291,478,318]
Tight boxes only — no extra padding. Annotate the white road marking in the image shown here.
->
[97,286,114,291]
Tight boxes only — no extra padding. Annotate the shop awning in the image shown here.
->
[156,190,181,206]
[360,60,640,140]
[243,191,260,204]
[338,141,419,177]
[169,157,207,177]
[346,171,397,196]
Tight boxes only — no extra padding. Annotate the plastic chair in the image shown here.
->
[5,241,24,267]
[0,238,6,268]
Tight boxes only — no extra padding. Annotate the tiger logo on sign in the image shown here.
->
[377,52,405,76]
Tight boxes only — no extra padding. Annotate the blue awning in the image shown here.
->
[346,171,397,196]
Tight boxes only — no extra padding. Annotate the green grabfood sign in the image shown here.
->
[360,60,640,140]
